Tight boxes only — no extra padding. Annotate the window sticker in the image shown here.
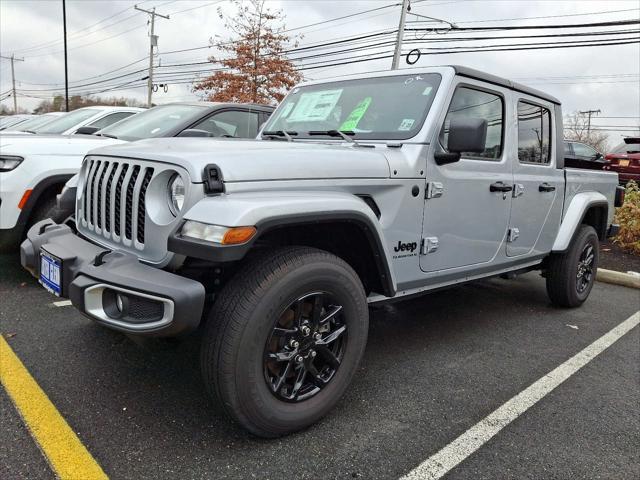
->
[398,118,415,131]
[339,97,372,131]
[422,86,433,96]
[287,89,343,122]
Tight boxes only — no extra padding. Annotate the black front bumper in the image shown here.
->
[21,220,205,336]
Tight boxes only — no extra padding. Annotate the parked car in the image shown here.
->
[603,137,640,185]
[0,112,66,134]
[0,114,36,131]
[564,140,605,170]
[20,66,622,438]
[0,106,144,137]
[0,103,274,251]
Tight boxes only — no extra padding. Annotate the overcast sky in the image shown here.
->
[1,0,639,146]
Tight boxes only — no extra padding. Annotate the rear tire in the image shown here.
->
[546,225,599,308]
[200,246,368,437]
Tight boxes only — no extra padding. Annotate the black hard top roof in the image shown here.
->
[452,65,561,105]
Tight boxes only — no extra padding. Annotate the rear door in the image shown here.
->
[507,99,564,257]
[421,81,513,272]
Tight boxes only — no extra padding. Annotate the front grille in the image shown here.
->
[79,159,154,247]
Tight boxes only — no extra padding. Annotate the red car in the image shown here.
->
[604,137,640,185]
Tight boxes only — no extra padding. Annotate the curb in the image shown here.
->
[596,268,640,290]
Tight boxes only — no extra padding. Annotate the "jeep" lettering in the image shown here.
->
[394,241,417,253]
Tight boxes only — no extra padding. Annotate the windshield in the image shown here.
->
[263,74,441,140]
[7,114,60,132]
[98,104,209,141]
[34,108,100,134]
[0,116,30,129]
[613,141,640,154]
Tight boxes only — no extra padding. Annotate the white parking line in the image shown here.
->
[401,311,640,480]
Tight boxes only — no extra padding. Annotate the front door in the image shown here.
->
[507,99,564,257]
[421,82,513,273]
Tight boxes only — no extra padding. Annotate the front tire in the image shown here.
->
[546,225,599,307]
[200,246,369,437]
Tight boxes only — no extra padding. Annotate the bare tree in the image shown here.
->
[564,111,610,152]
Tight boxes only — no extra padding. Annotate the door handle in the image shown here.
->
[490,181,513,193]
[539,183,556,192]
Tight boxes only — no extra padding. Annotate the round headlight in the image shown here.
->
[168,174,185,215]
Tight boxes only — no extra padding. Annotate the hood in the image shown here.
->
[0,134,123,156]
[88,138,391,182]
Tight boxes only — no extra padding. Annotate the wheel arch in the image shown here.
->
[552,191,608,252]
[253,213,395,297]
[15,174,74,234]
[169,192,397,297]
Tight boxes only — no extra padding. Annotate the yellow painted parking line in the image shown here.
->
[0,335,108,480]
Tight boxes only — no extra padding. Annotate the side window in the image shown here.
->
[440,86,504,160]
[517,101,552,164]
[572,143,597,158]
[564,142,572,156]
[192,110,259,138]
[87,112,136,130]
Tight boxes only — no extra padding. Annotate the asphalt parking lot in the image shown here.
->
[1,252,638,480]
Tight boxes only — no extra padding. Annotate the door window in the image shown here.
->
[572,142,598,158]
[440,86,504,160]
[193,110,259,138]
[517,101,552,164]
[87,112,137,130]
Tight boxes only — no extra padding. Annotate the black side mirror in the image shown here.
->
[434,117,488,165]
[594,152,604,161]
[75,126,99,135]
[178,129,212,137]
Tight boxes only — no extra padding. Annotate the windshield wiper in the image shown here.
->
[98,133,118,139]
[262,130,298,142]
[24,130,37,134]
[308,130,372,148]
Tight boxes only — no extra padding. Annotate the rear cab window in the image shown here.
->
[517,101,552,164]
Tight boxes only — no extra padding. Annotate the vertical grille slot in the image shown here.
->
[124,166,141,240]
[104,163,118,232]
[82,160,95,223]
[114,164,129,237]
[88,161,102,226]
[96,162,109,229]
[137,168,154,244]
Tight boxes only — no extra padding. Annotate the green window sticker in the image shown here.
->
[339,97,372,131]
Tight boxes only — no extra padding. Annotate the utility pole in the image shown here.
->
[579,109,601,135]
[62,0,69,111]
[391,0,411,70]
[134,4,169,107]
[0,54,25,113]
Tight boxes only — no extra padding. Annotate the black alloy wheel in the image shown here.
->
[576,243,595,294]
[264,291,347,402]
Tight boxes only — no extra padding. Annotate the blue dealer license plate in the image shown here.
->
[39,250,62,296]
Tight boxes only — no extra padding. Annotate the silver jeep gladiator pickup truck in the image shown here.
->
[21,65,624,437]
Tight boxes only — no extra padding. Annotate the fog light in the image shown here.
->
[116,293,125,313]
